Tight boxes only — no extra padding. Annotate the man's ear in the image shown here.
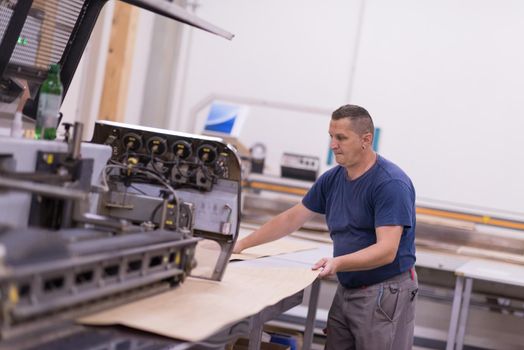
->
[362,132,373,148]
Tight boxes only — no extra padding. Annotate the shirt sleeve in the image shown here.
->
[374,179,414,228]
[302,170,330,214]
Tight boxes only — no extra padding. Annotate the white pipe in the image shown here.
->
[346,0,367,103]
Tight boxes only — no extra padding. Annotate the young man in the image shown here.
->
[234,104,418,350]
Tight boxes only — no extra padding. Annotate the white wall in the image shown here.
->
[169,0,363,175]
[350,0,524,215]
[164,0,524,216]
[126,8,155,126]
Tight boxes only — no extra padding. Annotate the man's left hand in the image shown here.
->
[312,257,337,278]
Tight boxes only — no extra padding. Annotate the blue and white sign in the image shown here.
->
[203,101,247,137]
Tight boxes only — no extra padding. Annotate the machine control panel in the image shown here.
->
[91,121,242,191]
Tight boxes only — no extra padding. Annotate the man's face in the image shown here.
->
[329,118,366,168]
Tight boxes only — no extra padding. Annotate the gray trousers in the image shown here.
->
[325,269,418,350]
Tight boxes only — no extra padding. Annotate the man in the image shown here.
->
[234,104,418,350]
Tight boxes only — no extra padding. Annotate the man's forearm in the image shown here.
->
[234,203,315,253]
[237,212,298,251]
[333,242,397,272]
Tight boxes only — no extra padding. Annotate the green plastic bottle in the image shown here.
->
[35,63,63,140]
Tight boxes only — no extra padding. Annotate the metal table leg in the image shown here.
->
[248,316,264,350]
[446,275,465,350]
[302,278,321,350]
[246,290,303,350]
[455,278,473,350]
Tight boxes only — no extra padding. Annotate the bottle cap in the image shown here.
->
[49,63,60,74]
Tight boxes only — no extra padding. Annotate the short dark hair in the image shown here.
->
[331,104,374,136]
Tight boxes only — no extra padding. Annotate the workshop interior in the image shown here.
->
[1,1,524,350]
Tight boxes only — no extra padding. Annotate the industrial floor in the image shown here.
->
[309,338,435,350]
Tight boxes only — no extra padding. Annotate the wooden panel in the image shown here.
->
[80,265,318,342]
[98,2,138,122]
[34,0,58,68]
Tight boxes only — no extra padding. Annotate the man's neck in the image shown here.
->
[346,151,377,180]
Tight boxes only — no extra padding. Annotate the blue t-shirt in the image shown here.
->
[302,155,416,288]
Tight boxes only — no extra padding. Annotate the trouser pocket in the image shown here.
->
[376,283,400,322]
[406,287,418,322]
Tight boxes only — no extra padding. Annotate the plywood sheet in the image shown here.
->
[291,230,332,244]
[79,265,318,342]
[230,238,318,261]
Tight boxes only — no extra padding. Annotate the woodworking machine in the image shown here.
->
[0,1,239,349]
